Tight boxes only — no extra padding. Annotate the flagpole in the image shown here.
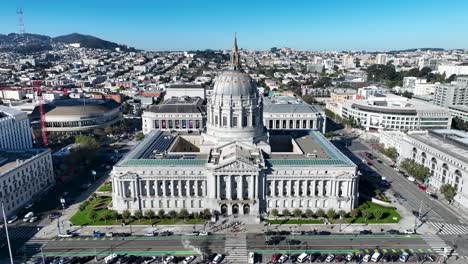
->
[2,202,14,264]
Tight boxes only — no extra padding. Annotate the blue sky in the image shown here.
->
[1,0,467,51]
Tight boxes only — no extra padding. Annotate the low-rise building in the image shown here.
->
[338,95,451,131]
[165,84,206,100]
[0,149,54,217]
[380,129,468,209]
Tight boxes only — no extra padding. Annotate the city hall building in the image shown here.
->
[111,37,358,217]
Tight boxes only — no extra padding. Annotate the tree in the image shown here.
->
[122,210,131,223]
[179,209,189,221]
[326,209,336,220]
[373,209,384,220]
[134,210,143,221]
[282,209,291,217]
[362,210,373,222]
[75,135,100,150]
[88,210,97,224]
[302,95,316,105]
[440,184,457,201]
[79,203,86,211]
[104,126,114,135]
[111,210,120,220]
[400,159,430,182]
[145,210,155,221]
[305,209,314,218]
[316,209,325,218]
[158,209,166,219]
[350,209,360,219]
[338,210,347,219]
[201,208,212,220]
[136,132,145,141]
[270,209,279,218]
[293,209,303,218]
[168,210,178,220]
[102,212,112,224]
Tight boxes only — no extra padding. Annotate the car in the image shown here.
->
[345,253,354,262]
[386,229,400,235]
[399,252,409,262]
[362,254,371,262]
[371,252,381,262]
[377,159,383,163]
[309,253,320,262]
[144,231,158,237]
[390,253,399,262]
[163,255,175,264]
[291,230,302,235]
[297,253,309,263]
[144,256,157,264]
[318,231,331,235]
[92,231,103,237]
[105,232,114,237]
[382,254,391,262]
[425,255,435,262]
[407,176,416,182]
[418,184,426,191]
[29,216,39,223]
[359,230,372,235]
[58,232,76,238]
[429,193,438,199]
[325,254,334,263]
[7,215,18,224]
[199,231,210,236]
[335,255,344,262]
[211,254,223,264]
[48,212,62,219]
[160,231,173,236]
[24,203,34,210]
[316,254,328,262]
[403,229,415,234]
[367,162,373,166]
[278,254,289,263]
[186,231,199,236]
[286,239,301,245]
[272,253,281,262]
[183,255,196,264]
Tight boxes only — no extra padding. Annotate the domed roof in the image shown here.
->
[212,70,258,97]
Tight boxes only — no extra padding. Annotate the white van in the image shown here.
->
[23,212,34,222]
[248,252,255,264]
[371,252,381,262]
[104,253,117,264]
[297,253,309,263]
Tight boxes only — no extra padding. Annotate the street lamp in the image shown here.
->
[92,170,97,182]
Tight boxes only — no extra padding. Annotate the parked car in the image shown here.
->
[278,254,289,263]
[48,212,62,219]
[183,255,196,264]
[418,184,427,191]
[399,252,409,262]
[272,253,281,263]
[163,255,175,264]
[7,215,18,224]
[359,230,372,235]
[144,231,158,237]
[387,229,400,235]
[362,254,371,262]
[325,254,335,263]
[345,253,354,262]
[199,231,210,236]
[29,216,38,223]
[92,231,103,237]
[211,254,223,264]
[24,203,34,210]
[407,176,416,182]
[403,229,415,234]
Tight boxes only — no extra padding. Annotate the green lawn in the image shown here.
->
[97,182,112,192]
[331,201,401,224]
[265,218,324,224]
[70,197,206,226]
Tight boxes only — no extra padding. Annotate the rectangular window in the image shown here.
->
[252,114,256,126]
[182,120,187,128]
[189,120,193,129]
[196,120,200,128]
[215,116,219,125]
[154,120,159,129]
[168,120,173,128]
[232,116,238,128]
[223,116,227,127]
[242,116,248,127]
[175,120,180,128]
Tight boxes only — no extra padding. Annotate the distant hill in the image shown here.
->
[0,32,136,53]
[53,33,136,52]
[388,48,445,53]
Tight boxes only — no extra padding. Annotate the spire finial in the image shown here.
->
[231,32,241,70]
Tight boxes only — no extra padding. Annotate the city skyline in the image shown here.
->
[1,0,468,51]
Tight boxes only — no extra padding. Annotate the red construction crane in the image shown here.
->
[33,81,48,146]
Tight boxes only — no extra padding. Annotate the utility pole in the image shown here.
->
[1,203,14,264]
[414,201,423,231]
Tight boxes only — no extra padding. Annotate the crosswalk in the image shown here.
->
[22,238,49,259]
[428,221,468,235]
[421,234,457,256]
[0,226,41,241]
[224,233,248,263]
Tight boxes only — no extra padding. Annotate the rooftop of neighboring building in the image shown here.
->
[263,96,323,114]
[166,83,205,89]
[408,129,468,165]
[0,105,28,120]
[0,149,48,175]
[31,98,121,118]
[145,96,206,114]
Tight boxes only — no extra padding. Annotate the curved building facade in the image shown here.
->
[32,99,122,133]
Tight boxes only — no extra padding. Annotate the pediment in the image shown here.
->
[214,158,258,171]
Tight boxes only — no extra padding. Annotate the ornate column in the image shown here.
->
[249,175,254,200]
[162,180,167,197]
[146,180,151,197]
[179,180,182,196]
[287,180,292,197]
[227,176,232,200]
[194,180,198,197]
[238,175,244,200]
[217,175,221,199]
[272,180,277,197]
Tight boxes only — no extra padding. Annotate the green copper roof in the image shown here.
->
[123,159,206,167]
[266,159,349,166]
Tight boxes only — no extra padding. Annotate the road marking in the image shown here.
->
[419,249,424,252]
[392,249,397,253]
[92,238,97,240]
[40,250,200,257]
[102,238,106,241]
[110,238,114,240]
[85,238,89,240]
